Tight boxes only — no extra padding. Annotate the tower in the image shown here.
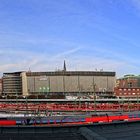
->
[63,60,66,71]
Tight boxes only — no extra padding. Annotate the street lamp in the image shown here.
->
[85,102,88,113]
[46,87,50,98]
[39,87,42,94]
[15,90,18,105]
[137,93,140,111]
[25,95,28,115]
[93,84,96,113]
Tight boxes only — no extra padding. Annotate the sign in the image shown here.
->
[39,76,48,81]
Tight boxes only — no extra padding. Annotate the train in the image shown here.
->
[0,113,140,126]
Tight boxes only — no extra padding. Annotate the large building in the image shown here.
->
[2,70,115,97]
[114,75,140,98]
[2,72,23,95]
[0,79,2,95]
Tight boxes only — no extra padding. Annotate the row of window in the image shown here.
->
[118,88,140,91]
[117,92,140,95]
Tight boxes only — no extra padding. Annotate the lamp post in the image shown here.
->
[78,86,82,109]
[25,95,28,115]
[39,87,42,99]
[128,97,130,112]
[15,90,18,105]
[46,87,50,98]
[92,83,96,113]
[85,102,87,113]
[15,90,18,111]
[137,94,140,111]
[3,90,7,100]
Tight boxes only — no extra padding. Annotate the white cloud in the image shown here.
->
[52,47,82,59]
[0,32,139,78]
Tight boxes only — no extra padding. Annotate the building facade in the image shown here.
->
[114,75,140,98]
[2,72,23,95]
[2,71,116,97]
[0,79,2,95]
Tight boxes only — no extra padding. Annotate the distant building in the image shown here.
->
[2,61,115,97]
[2,72,23,95]
[114,75,140,98]
[0,79,2,95]
[2,70,115,97]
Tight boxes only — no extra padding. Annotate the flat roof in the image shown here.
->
[26,71,115,76]
[0,121,140,140]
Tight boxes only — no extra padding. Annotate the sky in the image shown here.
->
[0,0,140,77]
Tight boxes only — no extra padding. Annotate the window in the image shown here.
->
[128,82,132,88]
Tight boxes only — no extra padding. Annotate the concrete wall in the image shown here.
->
[21,72,28,96]
[27,76,49,93]
[27,75,115,94]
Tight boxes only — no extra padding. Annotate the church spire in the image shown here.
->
[63,60,66,71]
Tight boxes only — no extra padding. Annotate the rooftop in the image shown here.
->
[26,71,115,76]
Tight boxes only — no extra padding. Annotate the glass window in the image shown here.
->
[128,82,132,88]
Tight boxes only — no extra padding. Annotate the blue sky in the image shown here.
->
[0,0,140,77]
